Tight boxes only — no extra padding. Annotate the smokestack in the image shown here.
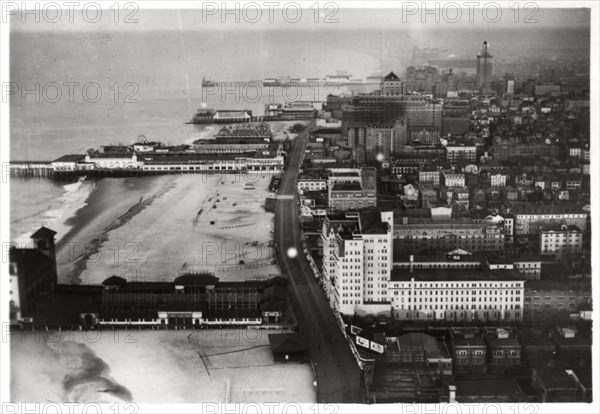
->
[409,254,414,273]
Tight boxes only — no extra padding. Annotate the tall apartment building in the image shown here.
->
[327,168,377,211]
[393,217,505,253]
[389,267,524,322]
[540,224,583,257]
[512,205,589,236]
[321,211,394,316]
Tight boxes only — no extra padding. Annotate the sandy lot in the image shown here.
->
[10,329,316,404]
[77,174,279,284]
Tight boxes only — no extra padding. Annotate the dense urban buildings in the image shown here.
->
[294,34,592,404]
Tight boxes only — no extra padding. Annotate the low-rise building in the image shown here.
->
[450,328,487,374]
[419,169,441,186]
[512,204,589,236]
[297,177,327,193]
[485,328,522,374]
[446,145,477,163]
[490,173,507,187]
[442,172,465,188]
[327,168,377,211]
[393,218,505,253]
[389,267,524,322]
[540,224,583,257]
[524,279,592,321]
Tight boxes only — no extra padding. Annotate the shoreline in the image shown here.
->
[11,176,95,247]
[56,175,178,284]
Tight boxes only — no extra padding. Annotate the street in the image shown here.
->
[274,121,362,403]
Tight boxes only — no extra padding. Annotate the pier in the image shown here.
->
[7,161,55,178]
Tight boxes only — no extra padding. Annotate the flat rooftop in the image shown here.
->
[391,268,523,282]
[332,182,362,191]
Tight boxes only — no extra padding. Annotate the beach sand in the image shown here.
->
[64,173,278,285]
[11,329,316,404]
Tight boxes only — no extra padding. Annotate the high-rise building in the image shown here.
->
[321,211,394,315]
[365,127,393,162]
[476,41,493,93]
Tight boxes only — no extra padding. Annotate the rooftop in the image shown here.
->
[540,224,582,233]
[53,154,86,163]
[360,211,390,235]
[30,226,57,239]
[332,182,362,191]
[510,203,588,215]
[391,267,523,282]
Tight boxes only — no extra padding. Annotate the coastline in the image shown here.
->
[56,175,178,284]
[10,176,95,247]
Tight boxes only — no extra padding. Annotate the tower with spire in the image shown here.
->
[476,41,493,92]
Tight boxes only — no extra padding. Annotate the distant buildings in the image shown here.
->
[380,71,404,96]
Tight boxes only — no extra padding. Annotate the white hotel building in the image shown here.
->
[389,268,524,322]
[321,211,394,316]
[321,212,525,320]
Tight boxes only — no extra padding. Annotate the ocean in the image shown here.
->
[9,26,589,246]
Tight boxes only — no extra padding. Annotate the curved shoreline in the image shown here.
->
[57,176,177,285]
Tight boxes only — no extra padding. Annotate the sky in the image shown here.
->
[8,4,591,33]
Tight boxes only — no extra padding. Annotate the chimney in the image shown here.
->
[448,385,456,403]
[409,255,414,273]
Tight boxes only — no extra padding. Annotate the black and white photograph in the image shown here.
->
[0,1,598,412]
